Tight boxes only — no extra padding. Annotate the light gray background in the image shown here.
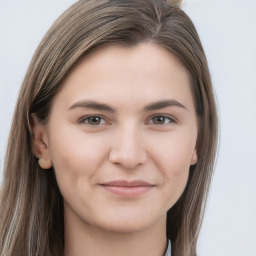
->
[0,1,255,255]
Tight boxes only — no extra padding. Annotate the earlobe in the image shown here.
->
[190,148,198,166]
[33,139,53,169]
[38,157,53,169]
[30,114,52,169]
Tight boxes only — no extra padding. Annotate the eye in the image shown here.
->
[148,115,175,125]
[79,115,107,126]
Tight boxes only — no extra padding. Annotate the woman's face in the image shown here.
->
[36,43,198,234]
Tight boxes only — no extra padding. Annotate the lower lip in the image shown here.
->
[100,185,154,197]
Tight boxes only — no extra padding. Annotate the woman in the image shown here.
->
[0,0,218,255]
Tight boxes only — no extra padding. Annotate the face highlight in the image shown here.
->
[34,43,198,235]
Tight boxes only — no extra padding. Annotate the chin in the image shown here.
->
[93,210,165,234]
[98,220,153,234]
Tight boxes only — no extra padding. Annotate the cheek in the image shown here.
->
[157,146,191,210]
[148,131,196,204]
[47,127,108,188]
[151,131,196,175]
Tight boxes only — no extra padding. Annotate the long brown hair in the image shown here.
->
[0,1,218,255]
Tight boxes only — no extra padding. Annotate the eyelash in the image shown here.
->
[78,114,177,127]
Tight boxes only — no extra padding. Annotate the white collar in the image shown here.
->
[164,240,172,256]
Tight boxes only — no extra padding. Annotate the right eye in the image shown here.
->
[79,115,107,126]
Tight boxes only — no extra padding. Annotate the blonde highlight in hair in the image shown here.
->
[0,1,218,255]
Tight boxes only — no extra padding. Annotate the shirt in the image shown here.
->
[164,240,172,256]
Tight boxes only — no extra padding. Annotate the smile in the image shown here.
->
[99,180,156,197]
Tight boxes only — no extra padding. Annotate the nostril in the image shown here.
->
[108,148,147,169]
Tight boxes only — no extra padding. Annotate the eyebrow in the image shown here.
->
[143,99,187,112]
[69,100,116,113]
[68,99,187,112]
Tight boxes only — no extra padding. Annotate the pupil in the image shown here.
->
[89,117,100,125]
[153,116,165,124]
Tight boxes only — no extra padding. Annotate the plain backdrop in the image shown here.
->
[0,1,255,255]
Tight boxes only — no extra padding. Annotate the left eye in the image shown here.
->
[80,116,107,126]
[149,115,174,125]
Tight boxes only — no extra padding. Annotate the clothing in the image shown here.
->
[164,240,172,256]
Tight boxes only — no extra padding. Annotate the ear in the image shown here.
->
[30,114,52,169]
[190,148,198,166]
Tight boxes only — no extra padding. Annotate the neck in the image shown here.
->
[64,212,167,256]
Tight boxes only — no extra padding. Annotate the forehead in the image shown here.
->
[72,43,189,81]
[52,43,194,112]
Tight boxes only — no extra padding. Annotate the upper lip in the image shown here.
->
[100,180,155,187]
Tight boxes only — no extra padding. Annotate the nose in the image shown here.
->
[108,125,147,169]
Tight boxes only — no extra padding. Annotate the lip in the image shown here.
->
[99,180,156,197]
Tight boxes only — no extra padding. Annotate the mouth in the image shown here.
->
[99,180,156,197]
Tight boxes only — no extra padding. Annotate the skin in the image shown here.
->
[33,43,198,256]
